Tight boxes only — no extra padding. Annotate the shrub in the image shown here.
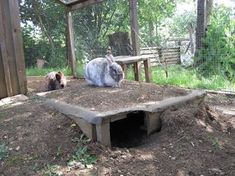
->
[195,6,235,82]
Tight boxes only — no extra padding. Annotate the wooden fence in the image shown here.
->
[140,46,181,66]
[0,0,27,99]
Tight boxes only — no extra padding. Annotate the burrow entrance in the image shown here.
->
[110,111,161,148]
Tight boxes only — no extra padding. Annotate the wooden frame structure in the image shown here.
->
[0,0,27,99]
[58,0,140,78]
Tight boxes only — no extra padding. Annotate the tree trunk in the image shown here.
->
[129,0,140,56]
[206,0,213,25]
[195,0,206,54]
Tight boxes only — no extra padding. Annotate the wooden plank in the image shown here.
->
[0,0,15,96]
[0,0,27,98]
[0,44,8,98]
[66,10,77,78]
[44,98,103,124]
[70,115,97,141]
[70,0,103,11]
[9,0,27,95]
[129,0,140,56]
[96,122,111,147]
[145,112,161,135]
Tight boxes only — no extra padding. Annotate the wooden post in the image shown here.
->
[133,61,141,82]
[0,0,27,98]
[66,10,77,78]
[143,59,152,83]
[96,123,111,147]
[196,0,206,54]
[189,23,195,54]
[129,0,140,56]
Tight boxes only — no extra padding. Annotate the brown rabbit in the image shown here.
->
[45,71,67,91]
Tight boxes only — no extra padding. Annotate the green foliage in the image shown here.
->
[70,146,97,166]
[138,0,176,45]
[43,165,61,176]
[20,0,178,66]
[70,134,97,167]
[195,7,235,82]
[0,143,8,160]
[20,0,67,68]
[168,11,196,37]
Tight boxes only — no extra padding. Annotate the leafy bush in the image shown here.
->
[195,7,235,82]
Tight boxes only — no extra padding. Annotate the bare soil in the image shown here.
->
[0,77,234,176]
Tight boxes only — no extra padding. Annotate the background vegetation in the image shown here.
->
[20,0,235,90]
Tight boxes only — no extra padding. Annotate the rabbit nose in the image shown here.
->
[61,84,64,88]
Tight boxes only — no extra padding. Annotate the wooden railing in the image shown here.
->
[140,47,181,66]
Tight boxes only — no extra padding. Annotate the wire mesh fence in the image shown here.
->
[20,0,235,90]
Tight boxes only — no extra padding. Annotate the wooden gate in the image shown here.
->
[0,0,27,99]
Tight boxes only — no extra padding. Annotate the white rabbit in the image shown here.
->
[84,54,124,87]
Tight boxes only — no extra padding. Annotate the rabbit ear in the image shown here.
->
[105,54,114,64]
[56,72,62,81]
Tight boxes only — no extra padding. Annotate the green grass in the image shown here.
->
[69,146,97,166]
[0,143,8,160]
[149,65,234,90]
[26,67,72,76]
[69,134,97,167]
[26,64,235,91]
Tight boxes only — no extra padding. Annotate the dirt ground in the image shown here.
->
[0,77,235,176]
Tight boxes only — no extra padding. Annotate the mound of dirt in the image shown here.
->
[0,77,234,175]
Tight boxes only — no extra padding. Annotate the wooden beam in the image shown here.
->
[66,10,77,78]
[129,0,140,56]
[69,0,103,11]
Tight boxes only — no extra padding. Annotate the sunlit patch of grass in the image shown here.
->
[27,64,234,91]
[126,65,234,91]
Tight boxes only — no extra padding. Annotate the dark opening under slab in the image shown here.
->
[110,111,147,148]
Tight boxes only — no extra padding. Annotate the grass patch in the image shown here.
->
[126,65,234,91]
[43,164,61,176]
[0,143,8,160]
[26,64,85,78]
[69,134,97,167]
[26,67,72,76]
[0,112,5,118]
[26,64,234,91]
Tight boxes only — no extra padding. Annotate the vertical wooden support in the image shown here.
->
[96,122,111,147]
[121,64,128,79]
[143,59,152,83]
[129,0,140,56]
[133,61,141,82]
[0,0,27,98]
[66,10,77,78]
[196,0,206,54]
[71,117,97,141]
[189,23,195,54]
[145,112,161,135]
